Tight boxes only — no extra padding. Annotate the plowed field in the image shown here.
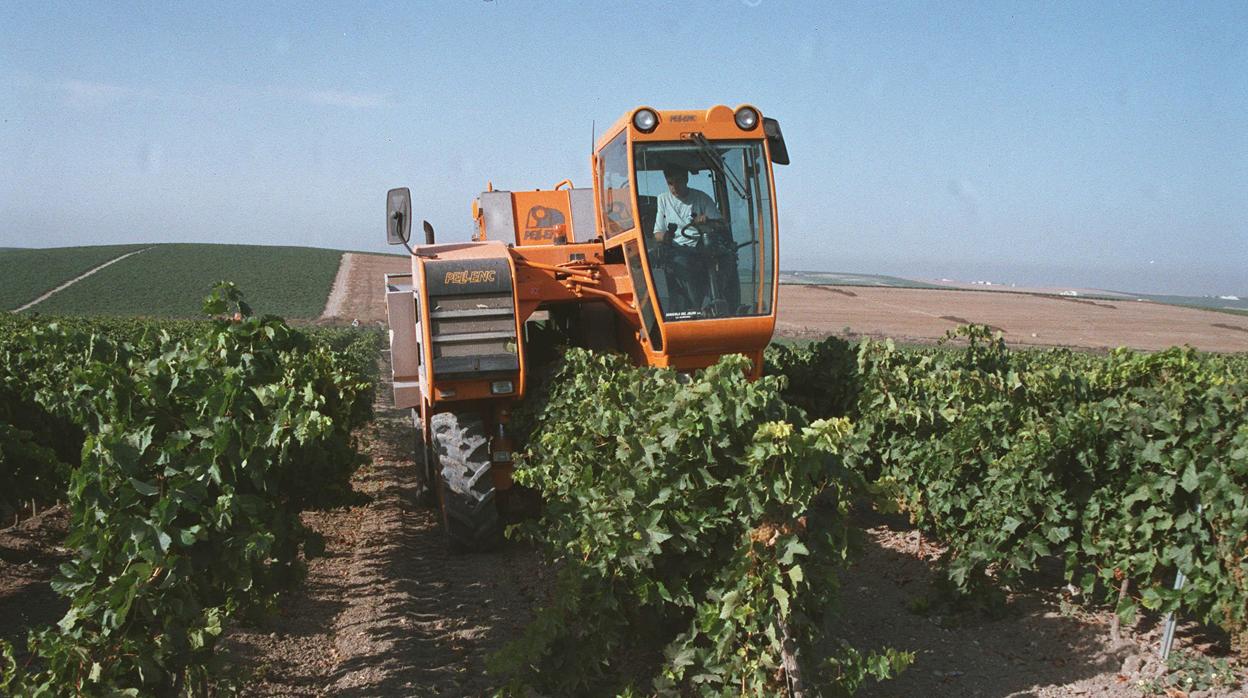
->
[328,253,1248,352]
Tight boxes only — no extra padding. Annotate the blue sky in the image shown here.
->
[1,1,1244,295]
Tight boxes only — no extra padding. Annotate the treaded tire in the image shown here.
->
[430,411,502,552]
[411,409,438,507]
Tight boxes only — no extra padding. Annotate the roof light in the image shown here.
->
[633,108,658,133]
[734,107,759,131]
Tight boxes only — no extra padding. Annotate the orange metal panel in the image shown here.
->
[594,104,767,149]
[511,190,575,246]
[429,379,515,402]
[411,241,527,407]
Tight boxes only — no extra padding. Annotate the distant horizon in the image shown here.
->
[3,240,1240,299]
[798,257,1246,298]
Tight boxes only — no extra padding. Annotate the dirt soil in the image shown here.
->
[320,252,355,320]
[223,360,1243,696]
[321,253,410,327]
[837,512,1247,697]
[0,506,71,661]
[334,253,1248,353]
[220,353,548,696]
[778,284,1248,353]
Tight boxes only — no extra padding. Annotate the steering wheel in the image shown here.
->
[676,219,727,246]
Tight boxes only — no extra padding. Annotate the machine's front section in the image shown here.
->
[594,104,788,375]
[413,242,524,406]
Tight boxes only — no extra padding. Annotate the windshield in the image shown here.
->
[634,140,774,321]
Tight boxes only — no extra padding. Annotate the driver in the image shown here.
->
[653,167,721,245]
[653,167,721,312]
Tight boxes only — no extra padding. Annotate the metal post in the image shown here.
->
[1159,566,1186,660]
[1159,502,1202,660]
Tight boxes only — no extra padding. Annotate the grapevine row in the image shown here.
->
[772,328,1248,649]
[492,350,910,696]
[0,284,379,694]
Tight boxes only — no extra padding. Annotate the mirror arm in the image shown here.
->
[392,211,414,255]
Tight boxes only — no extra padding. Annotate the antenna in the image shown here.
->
[590,119,596,155]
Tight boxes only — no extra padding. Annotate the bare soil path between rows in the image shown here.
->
[0,507,70,664]
[320,252,356,320]
[838,513,1245,697]
[222,351,547,696]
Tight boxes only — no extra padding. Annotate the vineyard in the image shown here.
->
[1,285,380,693]
[3,244,344,318]
[481,333,1247,695]
[0,245,148,312]
[1,292,1246,694]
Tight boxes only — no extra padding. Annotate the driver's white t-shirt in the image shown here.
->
[654,188,720,247]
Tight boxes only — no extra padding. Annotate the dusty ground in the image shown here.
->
[778,285,1248,353]
[320,252,356,320]
[204,359,1248,696]
[0,506,70,662]
[336,253,1247,352]
[838,513,1247,697]
[322,253,410,326]
[0,357,548,695]
[221,352,547,696]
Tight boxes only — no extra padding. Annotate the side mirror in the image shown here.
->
[386,187,412,245]
[763,118,789,166]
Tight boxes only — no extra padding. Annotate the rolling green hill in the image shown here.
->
[0,244,148,311]
[21,244,343,318]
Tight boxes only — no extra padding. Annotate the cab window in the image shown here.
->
[633,140,774,321]
[599,131,634,237]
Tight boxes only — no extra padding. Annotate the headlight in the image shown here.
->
[490,380,514,395]
[633,108,658,133]
[734,107,759,130]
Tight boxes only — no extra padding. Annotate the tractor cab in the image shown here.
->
[633,138,774,321]
[596,104,789,371]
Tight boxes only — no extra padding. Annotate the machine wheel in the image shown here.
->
[430,411,502,552]
[411,409,438,507]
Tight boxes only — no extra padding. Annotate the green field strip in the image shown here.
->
[779,270,945,289]
[1136,293,1248,314]
[26,243,343,318]
[0,245,148,311]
